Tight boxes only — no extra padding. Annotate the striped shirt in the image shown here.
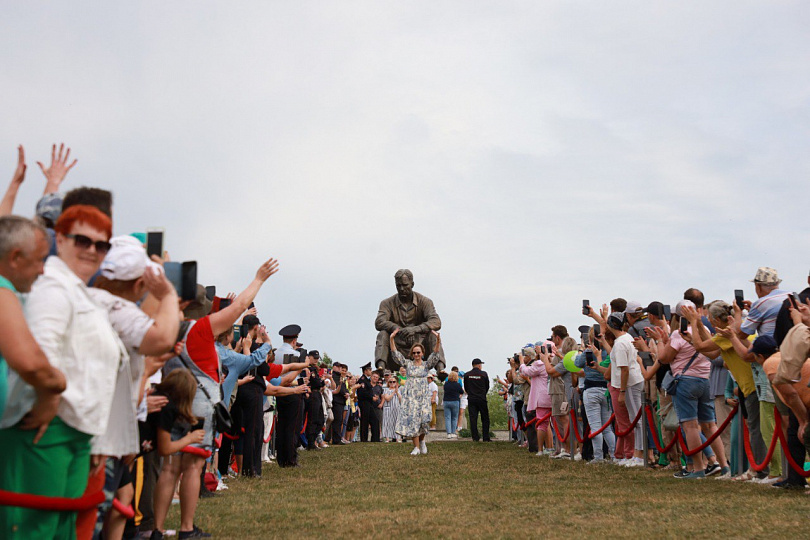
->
[741,289,789,338]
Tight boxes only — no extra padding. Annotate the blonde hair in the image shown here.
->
[561,337,577,355]
[448,371,459,382]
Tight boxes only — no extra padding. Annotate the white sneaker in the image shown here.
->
[552,451,571,460]
[616,458,629,466]
[420,441,428,454]
[574,452,582,462]
[624,457,645,467]
[410,447,421,456]
[536,451,544,457]
[447,434,453,439]
[216,479,228,491]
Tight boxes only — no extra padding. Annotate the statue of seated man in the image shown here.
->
[374,269,445,372]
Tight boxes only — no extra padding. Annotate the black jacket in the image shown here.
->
[356,375,374,402]
[464,368,489,401]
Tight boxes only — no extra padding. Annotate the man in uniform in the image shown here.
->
[356,363,377,442]
[464,359,491,442]
[275,324,304,467]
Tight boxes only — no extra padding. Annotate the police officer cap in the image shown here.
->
[361,362,372,371]
[308,350,320,360]
[472,358,484,366]
[279,324,301,338]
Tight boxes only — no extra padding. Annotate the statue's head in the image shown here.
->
[394,269,414,301]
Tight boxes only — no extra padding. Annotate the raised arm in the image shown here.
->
[0,146,26,217]
[37,143,77,196]
[209,258,279,335]
[137,267,180,356]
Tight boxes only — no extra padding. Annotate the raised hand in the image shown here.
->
[255,258,280,282]
[38,143,77,195]
[142,266,175,300]
[12,145,26,186]
[680,305,699,323]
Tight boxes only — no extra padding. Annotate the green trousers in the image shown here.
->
[0,417,91,539]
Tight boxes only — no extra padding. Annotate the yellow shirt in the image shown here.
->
[712,334,756,397]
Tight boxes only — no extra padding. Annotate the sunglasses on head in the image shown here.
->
[66,234,111,254]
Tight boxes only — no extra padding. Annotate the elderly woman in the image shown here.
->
[391,329,442,455]
[0,205,126,539]
[443,371,463,439]
[519,347,552,456]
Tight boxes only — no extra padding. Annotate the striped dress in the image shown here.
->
[382,388,401,440]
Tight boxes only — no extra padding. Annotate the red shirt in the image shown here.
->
[267,363,283,380]
[185,316,219,382]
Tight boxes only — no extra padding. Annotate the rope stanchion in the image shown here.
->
[644,406,680,454]
[111,498,135,519]
[677,404,738,456]
[614,406,643,438]
[0,489,104,512]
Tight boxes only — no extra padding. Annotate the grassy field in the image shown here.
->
[171,440,809,539]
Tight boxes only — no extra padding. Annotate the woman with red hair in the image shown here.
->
[0,204,127,540]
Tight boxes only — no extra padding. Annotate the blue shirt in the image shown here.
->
[216,342,271,403]
[574,351,607,384]
[741,289,790,338]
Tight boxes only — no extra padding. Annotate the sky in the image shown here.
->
[2,2,809,375]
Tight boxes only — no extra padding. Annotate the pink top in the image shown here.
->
[519,361,551,409]
[669,327,711,379]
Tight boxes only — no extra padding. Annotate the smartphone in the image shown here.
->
[146,228,164,258]
[585,349,595,366]
[680,317,689,334]
[240,323,250,340]
[788,293,800,309]
[205,286,216,301]
[192,418,204,431]
[734,289,745,310]
[248,302,255,310]
[164,261,197,301]
[593,323,601,338]
[219,297,232,310]
[582,299,590,316]
[663,304,672,322]
[233,324,241,340]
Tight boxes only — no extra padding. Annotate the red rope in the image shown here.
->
[111,498,135,519]
[644,406,680,454]
[524,411,552,430]
[571,409,584,443]
[614,406,643,437]
[222,432,239,441]
[741,408,810,477]
[677,404,738,456]
[300,414,308,435]
[181,446,212,458]
[588,413,616,439]
[551,416,570,441]
[0,489,104,512]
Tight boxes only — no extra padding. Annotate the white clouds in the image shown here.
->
[1,1,808,373]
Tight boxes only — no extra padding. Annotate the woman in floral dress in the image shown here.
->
[391,329,441,455]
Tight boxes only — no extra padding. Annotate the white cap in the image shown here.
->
[624,300,645,316]
[100,235,163,281]
[674,299,695,317]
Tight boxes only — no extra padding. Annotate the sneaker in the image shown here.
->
[410,447,421,456]
[587,458,605,465]
[752,476,780,485]
[676,470,705,480]
[715,467,732,480]
[616,458,630,466]
[447,434,453,439]
[420,441,428,454]
[624,457,645,468]
[216,479,228,491]
[536,451,544,457]
[542,448,555,456]
[149,531,164,540]
[672,468,691,478]
[772,479,807,490]
[704,463,722,476]
[732,471,755,482]
[573,452,582,462]
[179,525,212,538]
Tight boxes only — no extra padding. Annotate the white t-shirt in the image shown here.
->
[429,381,439,403]
[610,333,644,389]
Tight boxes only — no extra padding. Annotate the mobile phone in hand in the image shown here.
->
[680,317,689,334]
[663,304,671,322]
[788,293,800,309]
[734,290,745,310]
[146,228,164,258]
[582,300,590,316]
[593,323,601,338]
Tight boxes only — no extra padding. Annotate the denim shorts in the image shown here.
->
[673,376,715,423]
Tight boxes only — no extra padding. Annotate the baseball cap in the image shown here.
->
[645,301,664,318]
[100,235,163,281]
[674,299,695,317]
[751,335,778,358]
[35,193,63,226]
[624,300,645,316]
[472,358,484,366]
[751,267,781,285]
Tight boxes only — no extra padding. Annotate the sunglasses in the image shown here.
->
[66,234,111,254]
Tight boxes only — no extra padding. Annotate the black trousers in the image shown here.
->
[787,411,808,486]
[276,394,301,467]
[359,400,374,442]
[305,395,325,449]
[468,398,490,441]
[218,435,234,478]
[330,403,345,443]
[525,410,538,453]
[236,386,265,477]
[372,407,382,442]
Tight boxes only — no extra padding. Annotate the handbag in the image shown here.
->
[659,402,680,431]
[176,354,234,434]
[662,351,699,396]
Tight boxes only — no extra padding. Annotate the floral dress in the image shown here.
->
[393,350,440,438]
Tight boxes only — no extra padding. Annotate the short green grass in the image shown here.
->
[171,441,809,539]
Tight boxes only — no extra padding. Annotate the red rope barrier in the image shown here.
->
[570,409,584,443]
[551,416,570,442]
[523,412,552,430]
[0,489,104,512]
[741,409,810,477]
[614,406,643,437]
[677,404,738,456]
[644,406,680,454]
[181,446,212,458]
[111,498,135,519]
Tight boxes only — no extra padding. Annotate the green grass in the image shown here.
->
[172,441,809,539]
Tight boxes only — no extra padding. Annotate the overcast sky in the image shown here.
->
[3,2,809,375]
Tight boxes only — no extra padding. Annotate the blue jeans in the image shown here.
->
[583,387,615,460]
[444,401,460,434]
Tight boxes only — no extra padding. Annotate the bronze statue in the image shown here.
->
[374,269,445,372]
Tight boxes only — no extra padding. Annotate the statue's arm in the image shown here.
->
[375,299,399,333]
[417,296,441,333]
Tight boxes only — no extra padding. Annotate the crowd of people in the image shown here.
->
[1,144,809,540]
[496,278,810,487]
